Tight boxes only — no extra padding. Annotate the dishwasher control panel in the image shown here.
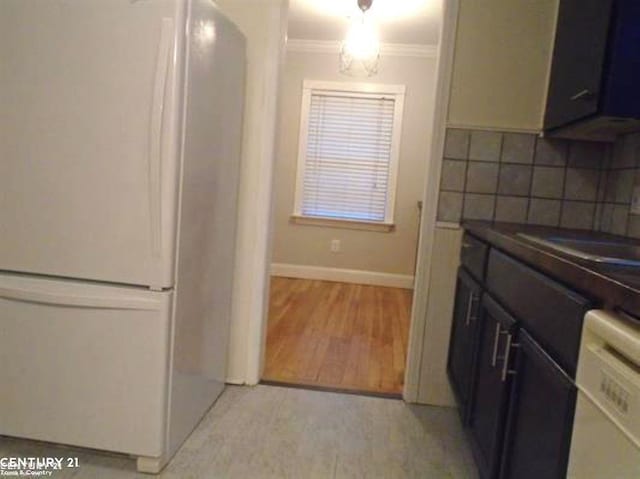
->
[600,367,631,414]
[578,310,640,446]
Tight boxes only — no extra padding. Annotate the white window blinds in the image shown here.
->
[295,83,404,225]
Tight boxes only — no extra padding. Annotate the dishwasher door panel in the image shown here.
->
[567,393,640,478]
[568,309,640,478]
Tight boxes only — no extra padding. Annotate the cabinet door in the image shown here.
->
[500,330,577,479]
[468,294,517,479]
[447,267,482,424]
[544,0,613,129]
[601,0,640,118]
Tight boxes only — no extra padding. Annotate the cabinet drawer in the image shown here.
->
[486,249,593,377]
[461,233,489,282]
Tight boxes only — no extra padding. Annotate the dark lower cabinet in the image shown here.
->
[468,294,517,479]
[447,267,482,424]
[451,235,591,479]
[499,330,577,479]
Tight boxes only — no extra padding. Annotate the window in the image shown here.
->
[293,80,405,230]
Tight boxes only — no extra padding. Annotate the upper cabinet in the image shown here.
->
[544,0,640,141]
[544,0,613,130]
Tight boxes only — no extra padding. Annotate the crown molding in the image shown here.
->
[383,43,438,58]
[286,39,438,58]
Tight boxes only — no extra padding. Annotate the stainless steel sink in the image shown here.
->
[517,233,640,267]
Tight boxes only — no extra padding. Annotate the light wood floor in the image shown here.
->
[263,277,413,395]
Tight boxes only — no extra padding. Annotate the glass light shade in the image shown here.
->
[340,14,380,77]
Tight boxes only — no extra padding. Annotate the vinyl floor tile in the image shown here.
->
[0,385,477,479]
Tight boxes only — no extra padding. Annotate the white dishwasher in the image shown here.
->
[567,309,640,478]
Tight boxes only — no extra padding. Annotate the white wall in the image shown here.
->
[447,0,557,131]
[416,226,462,405]
[271,49,437,280]
[215,0,288,385]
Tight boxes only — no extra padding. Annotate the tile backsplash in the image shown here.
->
[437,128,607,229]
[597,132,640,238]
[437,128,640,239]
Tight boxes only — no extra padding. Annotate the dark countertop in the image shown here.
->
[462,221,640,318]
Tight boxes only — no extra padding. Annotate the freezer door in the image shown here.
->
[0,0,185,288]
[0,273,173,457]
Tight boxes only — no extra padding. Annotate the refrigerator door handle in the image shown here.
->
[0,286,163,311]
[148,17,175,260]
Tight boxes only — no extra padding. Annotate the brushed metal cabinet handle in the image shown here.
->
[464,292,477,326]
[491,322,502,367]
[570,89,595,101]
[501,335,520,382]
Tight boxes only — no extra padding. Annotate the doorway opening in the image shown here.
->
[260,0,442,397]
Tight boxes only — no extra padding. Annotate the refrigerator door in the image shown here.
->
[0,0,185,288]
[0,273,173,457]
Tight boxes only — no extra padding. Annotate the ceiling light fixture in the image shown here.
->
[340,0,380,77]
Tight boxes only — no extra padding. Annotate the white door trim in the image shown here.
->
[245,2,289,386]
[402,0,461,403]
[224,0,288,386]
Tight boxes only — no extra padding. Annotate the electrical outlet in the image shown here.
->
[330,239,341,253]
[631,185,640,215]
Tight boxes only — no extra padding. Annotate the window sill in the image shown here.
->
[290,215,395,232]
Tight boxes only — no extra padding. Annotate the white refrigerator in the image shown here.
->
[0,0,245,473]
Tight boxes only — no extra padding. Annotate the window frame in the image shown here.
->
[292,80,406,231]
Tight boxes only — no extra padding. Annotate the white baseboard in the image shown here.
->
[270,263,414,289]
[224,377,245,386]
